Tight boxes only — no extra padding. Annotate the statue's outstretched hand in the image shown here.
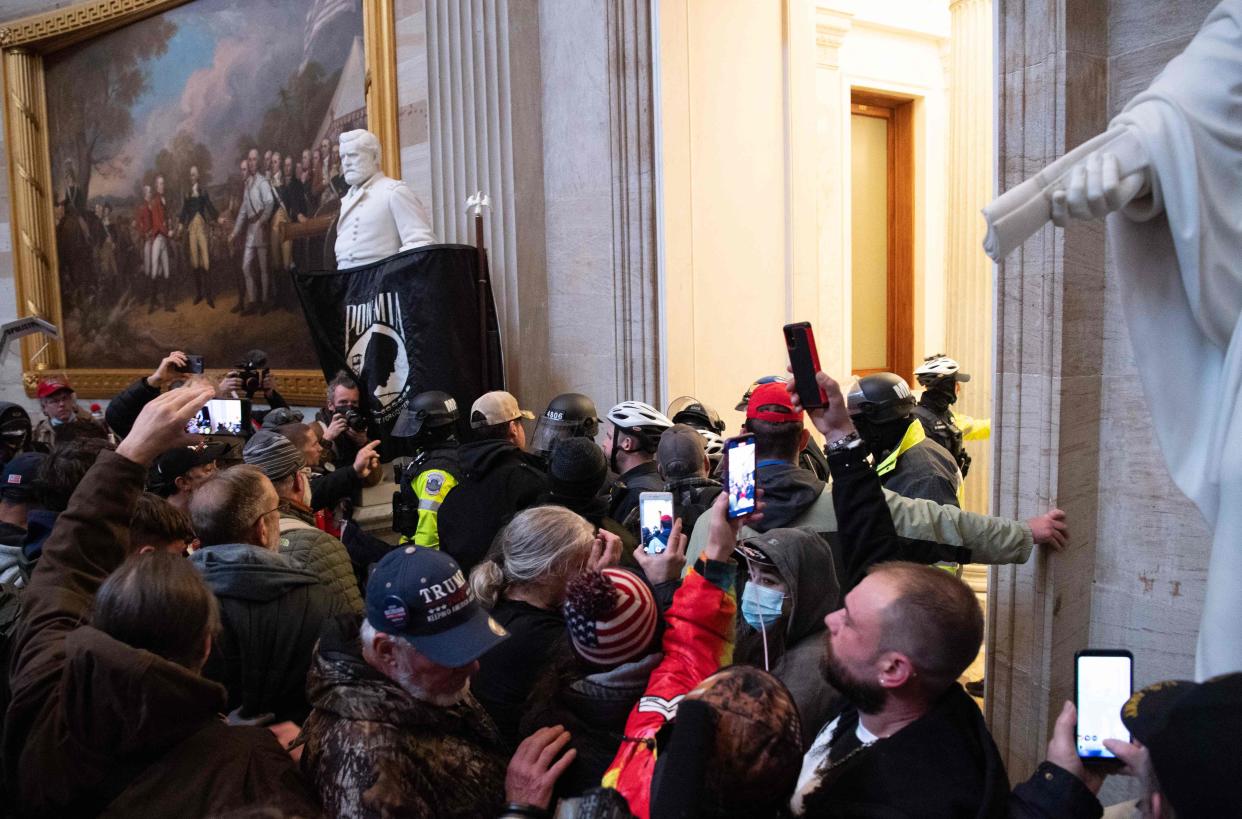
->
[1050,151,1148,227]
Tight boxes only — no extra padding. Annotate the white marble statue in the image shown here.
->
[983,0,1242,679]
[334,129,437,268]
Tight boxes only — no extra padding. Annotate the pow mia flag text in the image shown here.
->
[293,245,502,454]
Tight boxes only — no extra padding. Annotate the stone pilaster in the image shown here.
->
[988,0,1108,778]
[945,0,993,519]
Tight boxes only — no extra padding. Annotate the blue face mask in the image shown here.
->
[741,582,787,630]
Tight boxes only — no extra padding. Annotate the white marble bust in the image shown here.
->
[334,129,437,268]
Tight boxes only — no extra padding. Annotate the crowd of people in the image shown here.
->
[0,349,1232,818]
[56,136,348,316]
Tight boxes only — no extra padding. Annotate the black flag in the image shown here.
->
[293,244,502,453]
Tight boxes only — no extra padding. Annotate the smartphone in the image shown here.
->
[724,434,757,519]
[1075,649,1133,760]
[186,398,248,436]
[783,322,828,409]
[181,354,205,374]
[639,491,675,554]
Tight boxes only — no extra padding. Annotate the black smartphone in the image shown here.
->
[724,434,757,519]
[639,491,675,554]
[182,354,205,374]
[783,321,828,409]
[1074,649,1133,761]
[185,398,249,437]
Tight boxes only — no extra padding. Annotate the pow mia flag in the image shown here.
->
[293,245,502,454]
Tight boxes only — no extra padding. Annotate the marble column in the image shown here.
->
[987,0,1108,778]
[424,0,550,404]
[813,6,852,381]
[945,0,992,520]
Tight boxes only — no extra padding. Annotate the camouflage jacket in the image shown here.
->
[300,614,507,819]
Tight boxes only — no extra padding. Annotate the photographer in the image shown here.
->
[313,371,380,488]
[216,349,290,427]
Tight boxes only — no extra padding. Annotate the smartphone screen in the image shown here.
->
[784,322,828,408]
[1075,651,1133,758]
[186,399,247,436]
[640,492,675,554]
[725,434,757,519]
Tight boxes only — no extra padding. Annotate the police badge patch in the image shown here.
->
[425,473,444,495]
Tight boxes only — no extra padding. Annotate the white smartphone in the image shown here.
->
[639,491,675,554]
[1075,649,1133,760]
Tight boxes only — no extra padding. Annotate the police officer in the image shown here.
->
[528,392,601,462]
[911,354,990,479]
[391,390,462,547]
[847,372,962,508]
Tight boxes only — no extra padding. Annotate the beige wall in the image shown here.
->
[659,0,957,432]
[849,113,888,371]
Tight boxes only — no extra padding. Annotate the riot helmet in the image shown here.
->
[846,373,917,424]
[735,376,789,412]
[530,392,601,458]
[667,396,726,434]
[392,390,460,439]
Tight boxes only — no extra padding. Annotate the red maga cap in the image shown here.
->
[745,382,804,423]
[36,376,73,399]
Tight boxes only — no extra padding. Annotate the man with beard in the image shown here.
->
[786,370,1105,818]
[299,545,512,818]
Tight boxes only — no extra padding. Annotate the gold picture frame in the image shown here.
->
[1,0,400,406]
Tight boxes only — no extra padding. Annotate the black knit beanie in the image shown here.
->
[548,437,609,500]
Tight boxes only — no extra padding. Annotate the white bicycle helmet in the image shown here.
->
[698,429,725,467]
[606,401,674,439]
[913,354,971,387]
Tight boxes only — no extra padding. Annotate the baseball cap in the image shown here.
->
[1120,672,1242,817]
[657,424,707,479]
[242,430,305,482]
[470,391,534,429]
[1,452,45,502]
[149,442,229,491]
[36,376,74,400]
[745,382,804,424]
[365,545,509,667]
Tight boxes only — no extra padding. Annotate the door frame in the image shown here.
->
[850,89,914,383]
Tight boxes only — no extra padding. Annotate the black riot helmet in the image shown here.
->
[392,390,460,439]
[666,396,726,434]
[846,373,917,425]
[530,393,601,458]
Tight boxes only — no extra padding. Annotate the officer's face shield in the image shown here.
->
[530,416,597,458]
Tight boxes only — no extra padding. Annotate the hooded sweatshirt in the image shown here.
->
[190,541,343,723]
[735,527,844,743]
[437,438,548,572]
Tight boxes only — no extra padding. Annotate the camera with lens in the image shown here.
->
[234,349,270,398]
[339,408,368,432]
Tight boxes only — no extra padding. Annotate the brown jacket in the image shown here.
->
[2,449,321,817]
[300,613,506,819]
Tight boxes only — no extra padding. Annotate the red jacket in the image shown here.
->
[149,195,168,237]
[135,203,152,239]
[602,562,736,818]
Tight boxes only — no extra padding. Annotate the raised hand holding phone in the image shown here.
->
[1075,649,1133,765]
[786,368,856,444]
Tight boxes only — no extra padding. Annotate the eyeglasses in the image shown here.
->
[250,505,281,529]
